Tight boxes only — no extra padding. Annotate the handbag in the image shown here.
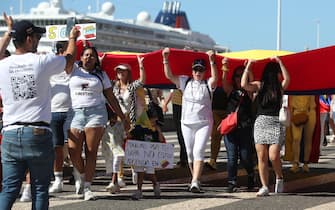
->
[218,111,238,135]
[292,112,309,126]
[217,93,243,135]
[146,88,164,126]
[279,107,291,126]
[279,95,290,126]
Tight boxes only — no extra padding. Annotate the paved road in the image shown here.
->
[11,132,335,210]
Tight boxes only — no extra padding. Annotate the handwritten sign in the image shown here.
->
[45,23,96,41]
[125,140,174,169]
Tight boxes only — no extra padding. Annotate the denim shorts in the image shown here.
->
[50,111,73,146]
[71,104,108,131]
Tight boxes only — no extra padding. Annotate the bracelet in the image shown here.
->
[69,37,77,40]
[163,60,169,64]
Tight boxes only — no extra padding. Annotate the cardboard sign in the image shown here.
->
[125,140,174,169]
[45,23,96,41]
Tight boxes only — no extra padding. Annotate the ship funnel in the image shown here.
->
[155,1,190,30]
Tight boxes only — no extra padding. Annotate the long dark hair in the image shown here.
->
[232,65,245,90]
[258,62,283,106]
[78,46,103,73]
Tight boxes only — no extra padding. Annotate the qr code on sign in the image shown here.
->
[11,74,37,101]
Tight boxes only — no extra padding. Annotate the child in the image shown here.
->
[101,107,125,194]
[130,108,166,200]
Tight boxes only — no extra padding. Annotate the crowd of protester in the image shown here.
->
[0,13,333,209]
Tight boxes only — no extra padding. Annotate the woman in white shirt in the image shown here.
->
[162,48,218,193]
[68,46,126,201]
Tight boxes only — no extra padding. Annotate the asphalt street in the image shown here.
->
[11,132,335,210]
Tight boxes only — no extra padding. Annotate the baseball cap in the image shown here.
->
[114,63,131,71]
[192,59,206,71]
[11,20,46,42]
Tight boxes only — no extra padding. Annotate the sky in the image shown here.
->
[1,0,335,53]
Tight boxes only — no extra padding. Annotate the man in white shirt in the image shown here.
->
[0,17,79,210]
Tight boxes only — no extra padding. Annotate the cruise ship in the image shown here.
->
[0,0,229,53]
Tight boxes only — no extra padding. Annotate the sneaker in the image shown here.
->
[84,188,96,201]
[49,181,63,193]
[20,184,31,202]
[105,182,120,194]
[302,164,309,172]
[275,178,284,193]
[256,186,269,197]
[131,190,143,200]
[225,183,237,193]
[189,181,201,193]
[132,171,138,185]
[153,183,161,198]
[117,178,126,188]
[289,163,299,173]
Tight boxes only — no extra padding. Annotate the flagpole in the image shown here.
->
[276,0,281,50]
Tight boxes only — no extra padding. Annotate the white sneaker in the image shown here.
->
[256,186,269,196]
[153,183,161,198]
[20,184,31,202]
[84,188,97,201]
[105,182,120,194]
[49,181,63,193]
[275,179,284,193]
[117,178,126,188]
[131,190,143,200]
[132,171,138,185]
[189,181,201,193]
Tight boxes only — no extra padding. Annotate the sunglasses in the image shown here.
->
[192,67,206,72]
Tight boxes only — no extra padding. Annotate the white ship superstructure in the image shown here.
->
[0,0,229,53]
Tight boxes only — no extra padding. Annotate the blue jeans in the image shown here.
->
[50,111,73,146]
[0,127,54,210]
[224,126,255,185]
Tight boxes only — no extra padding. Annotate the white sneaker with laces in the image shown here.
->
[84,188,96,201]
[275,178,284,193]
[105,182,120,194]
[20,184,32,202]
[256,186,269,196]
[153,183,161,198]
[117,178,126,188]
[49,181,63,193]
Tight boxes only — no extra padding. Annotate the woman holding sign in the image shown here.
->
[162,48,218,193]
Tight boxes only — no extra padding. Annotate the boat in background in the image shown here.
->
[0,0,229,53]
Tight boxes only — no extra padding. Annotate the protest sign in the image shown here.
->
[45,23,96,41]
[125,140,174,169]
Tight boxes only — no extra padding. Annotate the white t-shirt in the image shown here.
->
[0,53,66,126]
[50,71,71,112]
[179,75,214,124]
[69,65,112,108]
